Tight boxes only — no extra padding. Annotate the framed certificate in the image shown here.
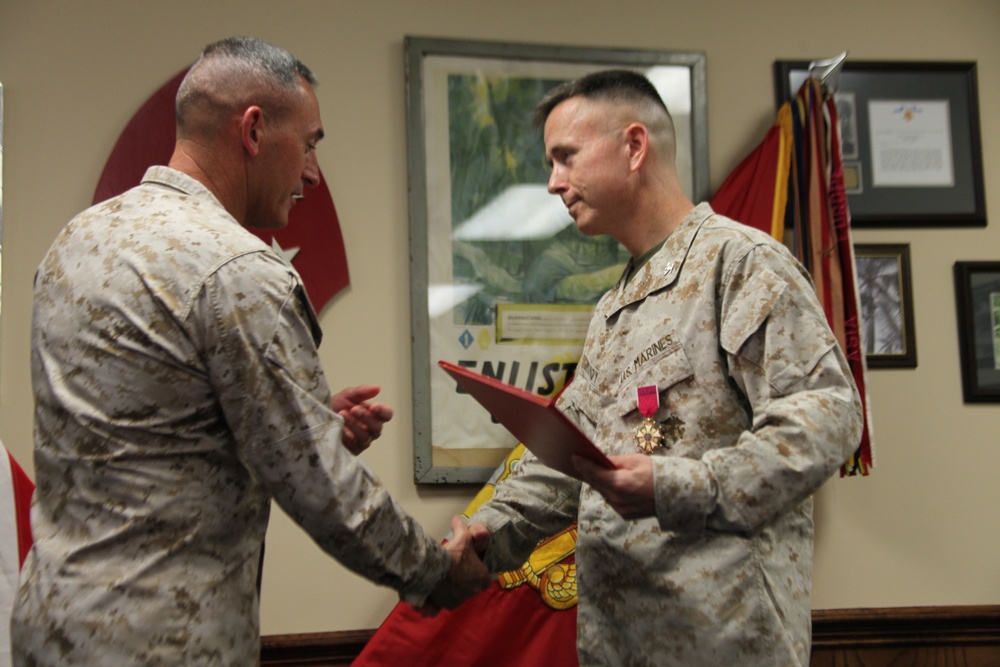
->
[774,60,985,227]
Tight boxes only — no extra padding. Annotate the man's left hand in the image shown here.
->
[573,454,656,520]
[333,385,394,455]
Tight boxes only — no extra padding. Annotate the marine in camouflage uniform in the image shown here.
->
[469,72,862,666]
[13,166,451,665]
[13,37,487,667]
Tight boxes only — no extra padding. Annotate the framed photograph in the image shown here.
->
[405,37,708,483]
[774,60,985,227]
[854,244,917,368]
[953,262,1000,403]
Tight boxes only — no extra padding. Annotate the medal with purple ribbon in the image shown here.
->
[635,385,664,454]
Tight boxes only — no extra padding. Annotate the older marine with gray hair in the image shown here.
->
[12,36,489,666]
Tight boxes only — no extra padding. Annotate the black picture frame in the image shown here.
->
[953,262,1000,403]
[774,60,985,227]
[855,244,917,369]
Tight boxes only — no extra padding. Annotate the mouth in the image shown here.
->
[564,198,580,218]
[292,194,305,201]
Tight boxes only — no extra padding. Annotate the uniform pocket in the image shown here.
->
[720,267,836,395]
[719,267,785,355]
[615,340,694,418]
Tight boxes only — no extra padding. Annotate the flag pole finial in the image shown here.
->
[808,51,849,94]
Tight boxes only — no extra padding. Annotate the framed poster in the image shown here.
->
[774,61,985,227]
[0,81,4,357]
[405,37,708,483]
[854,244,917,369]
[953,262,1000,403]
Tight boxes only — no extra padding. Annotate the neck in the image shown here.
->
[621,188,695,257]
[168,141,247,224]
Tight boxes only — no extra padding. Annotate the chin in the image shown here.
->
[245,218,288,231]
[574,219,601,237]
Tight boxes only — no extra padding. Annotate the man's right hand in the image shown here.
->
[422,516,492,614]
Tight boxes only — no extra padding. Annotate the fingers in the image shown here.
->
[467,521,490,557]
[447,515,472,548]
[331,385,382,412]
[425,516,492,611]
[333,385,395,455]
[574,454,656,520]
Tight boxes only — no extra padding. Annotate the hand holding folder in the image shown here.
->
[439,361,615,480]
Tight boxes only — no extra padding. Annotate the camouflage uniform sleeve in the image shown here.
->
[196,252,450,599]
[652,244,863,534]
[468,450,580,574]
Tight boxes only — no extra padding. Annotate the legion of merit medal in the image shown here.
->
[635,385,664,454]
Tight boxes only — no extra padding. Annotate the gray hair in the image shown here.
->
[176,36,317,136]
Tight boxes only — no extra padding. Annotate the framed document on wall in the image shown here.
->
[774,60,985,227]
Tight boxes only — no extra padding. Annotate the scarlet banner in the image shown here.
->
[711,78,874,476]
[354,445,579,666]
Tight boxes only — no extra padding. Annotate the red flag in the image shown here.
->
[353,446,579,667]
[92,69,349,313]
[712,77,874,476]
[818,87,875,475]
[2,443,35,667]
[710,104,793,239]
[0,444,33,568]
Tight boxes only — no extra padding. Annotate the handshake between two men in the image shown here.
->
[412,452,661,614]
[419,517,493,614]
[333,386,493,614]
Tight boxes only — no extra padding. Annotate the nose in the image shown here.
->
[547,165,567,195]
[303,152,321,189]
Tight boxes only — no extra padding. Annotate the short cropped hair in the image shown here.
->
[176,36,317,135]
[532,69,670,130]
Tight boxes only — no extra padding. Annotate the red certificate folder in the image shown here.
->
[438,360,615,479]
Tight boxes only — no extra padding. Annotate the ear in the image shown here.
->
[624,123,650,173]
[240,106,265,157]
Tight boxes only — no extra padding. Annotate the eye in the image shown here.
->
[553,148,574,165]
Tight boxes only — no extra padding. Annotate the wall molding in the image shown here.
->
[260,605,1000,666]
[812,605,1000,647]
[261,629,373,666]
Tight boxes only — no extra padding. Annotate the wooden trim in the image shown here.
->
[261,629,374,666]
[812,605,1000,648]
[260,606,1000,666]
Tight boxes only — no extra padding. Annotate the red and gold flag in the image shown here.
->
[712,77,874,476]
[353,445,580,667]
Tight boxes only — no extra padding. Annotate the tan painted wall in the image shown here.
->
[1,0,997,635]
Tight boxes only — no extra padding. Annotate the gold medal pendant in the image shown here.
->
[635,417,664,454]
